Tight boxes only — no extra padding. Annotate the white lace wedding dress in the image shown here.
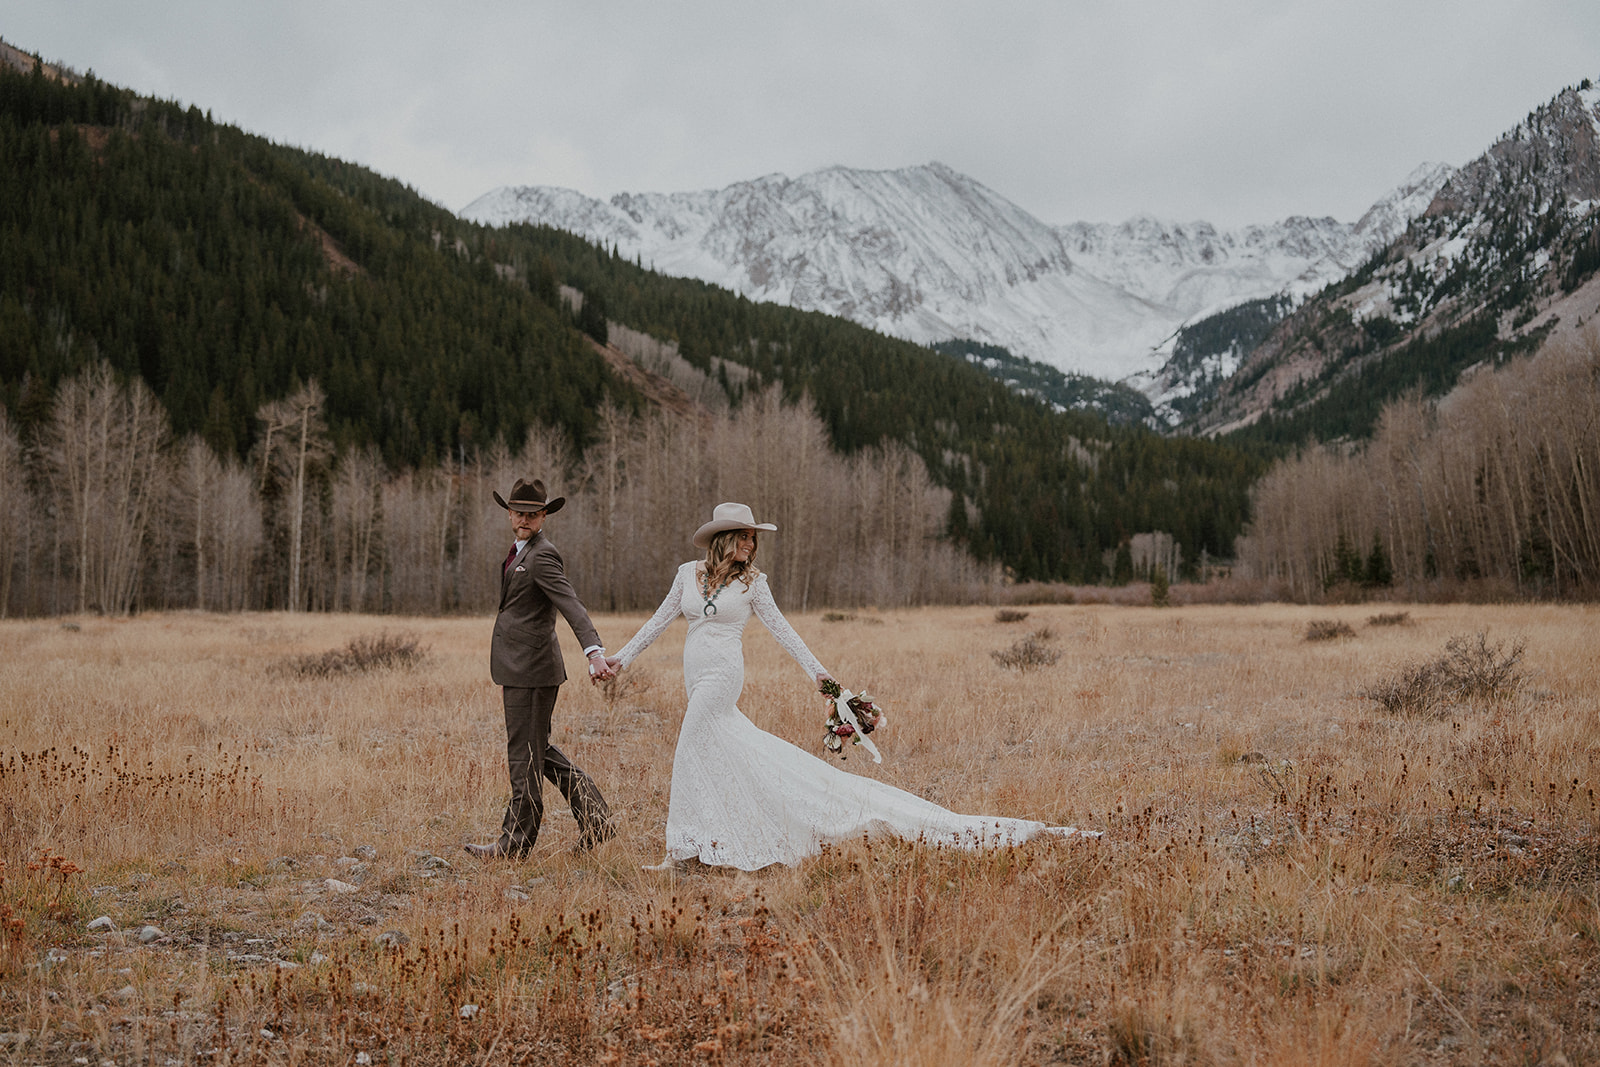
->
[615,561,1085,870]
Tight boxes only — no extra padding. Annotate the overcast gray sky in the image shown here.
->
[5,2,1598,228]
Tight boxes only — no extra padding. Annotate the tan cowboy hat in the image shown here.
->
[693,502,777,549]
[493,478,565,515]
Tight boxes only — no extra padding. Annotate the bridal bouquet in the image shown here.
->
[820,679,886,762]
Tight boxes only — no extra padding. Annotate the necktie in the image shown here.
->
[504,545,517,573]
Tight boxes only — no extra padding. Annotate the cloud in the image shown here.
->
[2,0,1597,226]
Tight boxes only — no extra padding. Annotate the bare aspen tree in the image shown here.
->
[430,466,456,613]
[331,445,384,612]
[620,410,707,594]
[169,437,264,611]
[210,456,263,610]
[256,381,330,611]
[0,407,22,617]
[766,399,831,611]
[380,467,455,614]
[457,441,517,612]
[178,436,222,610]
[576,404,629,610]
[46,363,172,615]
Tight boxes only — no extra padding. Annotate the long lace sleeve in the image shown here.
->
[615,566,686,668]
[751,574,828,682]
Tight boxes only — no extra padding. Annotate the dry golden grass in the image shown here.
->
[1,602,1597,1064]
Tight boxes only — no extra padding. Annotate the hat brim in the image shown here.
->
[692,519,776,549]
[494,491,565,515]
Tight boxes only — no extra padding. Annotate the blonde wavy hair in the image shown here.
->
[702,529,760,592]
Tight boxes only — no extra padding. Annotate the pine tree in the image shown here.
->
[577,287,609,345]
[1113,541,1134,585]
[1363,530,1393,588]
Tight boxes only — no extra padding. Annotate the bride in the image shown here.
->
[608,502,1092,871]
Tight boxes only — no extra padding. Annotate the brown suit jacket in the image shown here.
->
[490,531,603,688]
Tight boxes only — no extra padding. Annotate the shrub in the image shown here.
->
[1437,631,1525,701]
[1367,611,1411,627]
[1360,660,1447,717]
[994,609,1030,623]
[280,632,427,678]
[1305,619,1356,641]
[991,629,1061,670]
[1360,631,1525,717]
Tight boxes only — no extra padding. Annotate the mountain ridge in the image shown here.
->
[1186,78,1600,442]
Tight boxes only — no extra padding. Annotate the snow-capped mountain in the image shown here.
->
[461,161,1451,383]
[1181,79,1600,438]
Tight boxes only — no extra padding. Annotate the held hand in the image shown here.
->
[816,673,834,691]
[588,651,616,682]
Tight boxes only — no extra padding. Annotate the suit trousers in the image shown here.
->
[499,684,613,855]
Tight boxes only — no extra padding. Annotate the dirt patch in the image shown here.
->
[299,217,363,278]
[587,336,707,420]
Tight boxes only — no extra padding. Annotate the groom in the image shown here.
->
[467,478,616,860]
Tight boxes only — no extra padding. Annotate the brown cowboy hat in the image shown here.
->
[692,502,777,549]
[493,478,565,515]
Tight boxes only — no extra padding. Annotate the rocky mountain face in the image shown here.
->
[461,162,1449,386]
[1185,80,1600,439]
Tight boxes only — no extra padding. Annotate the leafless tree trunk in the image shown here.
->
[256,381,330,611]
[45,363,172,615]
[0,407,22,618]
[332,445,383,612]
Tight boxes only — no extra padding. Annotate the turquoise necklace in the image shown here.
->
[700,570,733,616]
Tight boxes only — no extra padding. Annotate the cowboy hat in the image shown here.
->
[693,502,777,549]
[493,478,565,515]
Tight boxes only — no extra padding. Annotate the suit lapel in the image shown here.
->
[500,534,538,607]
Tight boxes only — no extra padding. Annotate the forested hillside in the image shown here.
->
[0,61,622,466]
[0,53,1264,615]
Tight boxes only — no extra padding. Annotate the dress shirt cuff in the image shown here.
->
[583,645,605,657]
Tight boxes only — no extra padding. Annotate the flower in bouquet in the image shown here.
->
[850,691,883,734]
[820,679,887,759]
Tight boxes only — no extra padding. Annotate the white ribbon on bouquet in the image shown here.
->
[832,688,883,764]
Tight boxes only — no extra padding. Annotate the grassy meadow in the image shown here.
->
[1,601,1597,1065]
